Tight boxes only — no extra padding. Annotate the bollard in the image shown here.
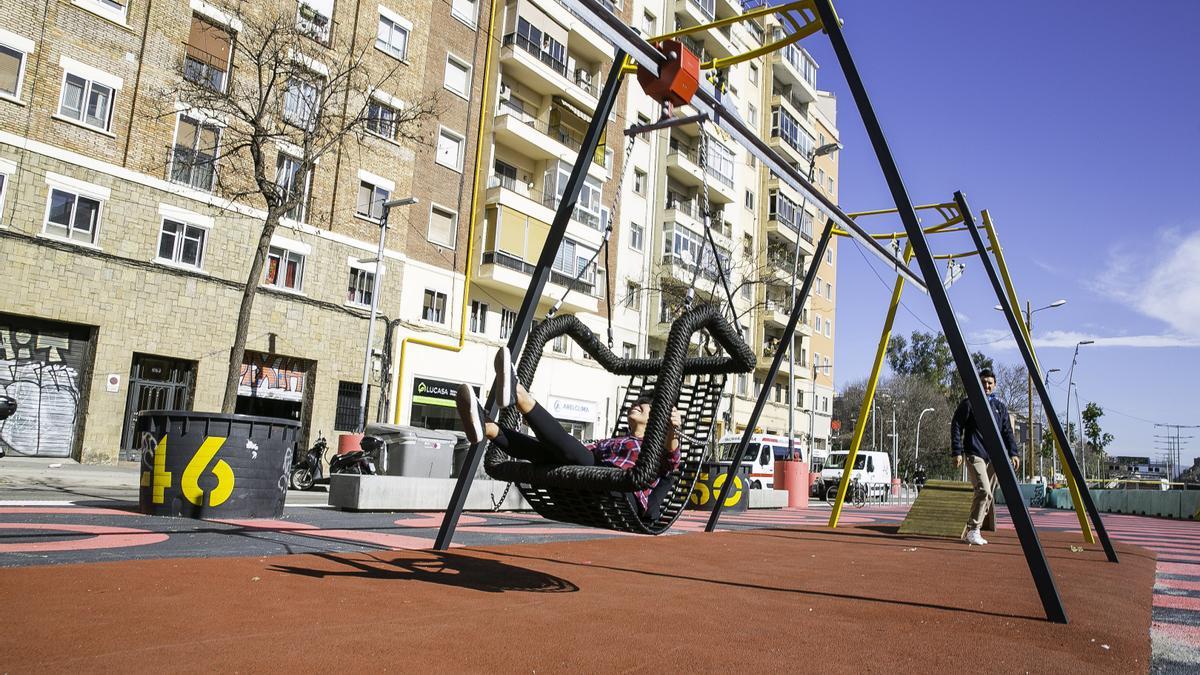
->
[782,461,809,508]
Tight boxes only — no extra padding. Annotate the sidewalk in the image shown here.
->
[0,456,329,506]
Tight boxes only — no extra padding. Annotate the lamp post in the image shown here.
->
[1042,367,1060,480]
[806,362,834,464]
[995,298,1065,478]
[358,196,418,432]
[914,407,935,460]
[1063,340,1094,480]
[787,141,841,461]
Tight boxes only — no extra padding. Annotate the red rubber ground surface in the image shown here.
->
[0,524,1153,672]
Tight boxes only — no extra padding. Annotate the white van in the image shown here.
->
[818,451,892,500]
[716,434,804,489]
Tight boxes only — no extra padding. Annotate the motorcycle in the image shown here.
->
[289,433,328,490]
[328,434,381,476]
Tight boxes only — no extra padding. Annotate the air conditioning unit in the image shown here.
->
[498,84,511,101]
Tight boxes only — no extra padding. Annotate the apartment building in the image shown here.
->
[0,0,489,462]
[0,0,839,465]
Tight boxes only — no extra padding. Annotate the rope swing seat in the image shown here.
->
[484,304,756,534]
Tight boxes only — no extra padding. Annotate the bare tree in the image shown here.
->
[151,8,437,412]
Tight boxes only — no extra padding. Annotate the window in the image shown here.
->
[297,0,333,42]
[78,0,128,23]
[629,223,643,252]
[356,179,389,220]
[749,62,759,85]
[552,334,568,354]
[622,342,637,360]
[737,373,747,396]
[747,103,757,131]
[283,77,319,130]
[428,205,456,248]
[499,308,516,339]
[705,140,735,189]
[825,319,831,337]
[58,70,115,132]
[825,281,832,299]
[275,153,309,222]
[184,16,232,92]
[377,10,411,60]
[335,381,366,431]
[774,383,784,403]
[744,190,755,210]
[367,99,399,140]
[0,32,33,101]
[157,218,207,268]
[623,281,639,309]
[170,114,220,191]
[263,246,305,290]
[0,171,8,217]
[604,148,615,180]
[444,55,471,97]
[828,176,835,193]
[44,188,102,244]
[451,0,478,26]
[641,11,656,36]
[347,267,375,306]
[470,300,488,333]
[633,169,646,196]
[436,128,464,170]
[422,289,447,323]
[826,249,833,264]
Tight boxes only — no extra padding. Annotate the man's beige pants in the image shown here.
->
[965,455,997,531]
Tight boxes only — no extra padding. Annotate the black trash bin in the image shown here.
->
[136,411,299,519]
[686,462,750,513]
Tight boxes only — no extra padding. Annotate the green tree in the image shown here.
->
[1082,402,1114,475]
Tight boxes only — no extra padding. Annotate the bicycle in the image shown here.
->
[825,477,868,508]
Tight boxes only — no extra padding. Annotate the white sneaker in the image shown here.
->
[965,529,988,546]
[455,384,487,444]
[493,347,517,409]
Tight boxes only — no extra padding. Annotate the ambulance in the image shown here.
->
[715,434,804,489]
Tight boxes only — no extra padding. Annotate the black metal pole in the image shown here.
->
[706,220,834,532]
[812,0,1067,623]
[954,192,1118,563]
[433,53,627,551]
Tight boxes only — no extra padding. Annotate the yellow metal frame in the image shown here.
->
[824,205,1094,545]
[390,0,504,421]
[623,0,828,75]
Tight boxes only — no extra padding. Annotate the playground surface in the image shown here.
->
[0,460,1197,672]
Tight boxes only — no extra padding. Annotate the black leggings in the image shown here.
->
[491,403,597,466]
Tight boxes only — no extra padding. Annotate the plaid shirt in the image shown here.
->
[587,435,682,511]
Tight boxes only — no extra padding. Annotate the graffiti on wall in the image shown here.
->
[0,325,86,458]
[237,352,307,402]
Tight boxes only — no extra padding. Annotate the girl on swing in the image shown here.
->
[456,347,683,515]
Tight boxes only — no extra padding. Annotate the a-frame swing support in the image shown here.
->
[437,0,1072,624]
[955,192,1117,563]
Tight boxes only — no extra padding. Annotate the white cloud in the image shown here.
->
[968,328,1200,351]
[1098,228,1200,339]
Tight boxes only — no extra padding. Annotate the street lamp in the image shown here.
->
[1042,368,1061,479]
[1064,341,1094,479]
[358,196,419,432]
[914,407,935,460]
[786,141,842,461]
[994,298,1066,478]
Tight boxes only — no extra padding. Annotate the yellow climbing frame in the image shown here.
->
[825,205,1094,545]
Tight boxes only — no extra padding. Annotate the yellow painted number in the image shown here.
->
[139,435,174,504]
[182,436,235,507]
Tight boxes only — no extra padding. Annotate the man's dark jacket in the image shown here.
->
[950,395,1019,461]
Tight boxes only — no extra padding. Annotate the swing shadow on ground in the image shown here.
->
[266,550,580,594]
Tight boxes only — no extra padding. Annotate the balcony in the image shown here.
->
[769,42,818,104]
[673,0,738,60]
[666,138,736,203]
[493,102,607,180]
[478,251,601,315]
[485,183,603,250]
[501,31,600,113]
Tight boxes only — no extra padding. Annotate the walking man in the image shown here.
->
[951,367,1019,546]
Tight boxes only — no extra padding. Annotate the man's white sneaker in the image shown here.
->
[965,529,988,546]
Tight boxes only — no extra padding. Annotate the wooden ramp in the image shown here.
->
[898,479,994,538]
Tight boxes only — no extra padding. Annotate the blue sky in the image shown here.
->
[798,1,1200,467]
